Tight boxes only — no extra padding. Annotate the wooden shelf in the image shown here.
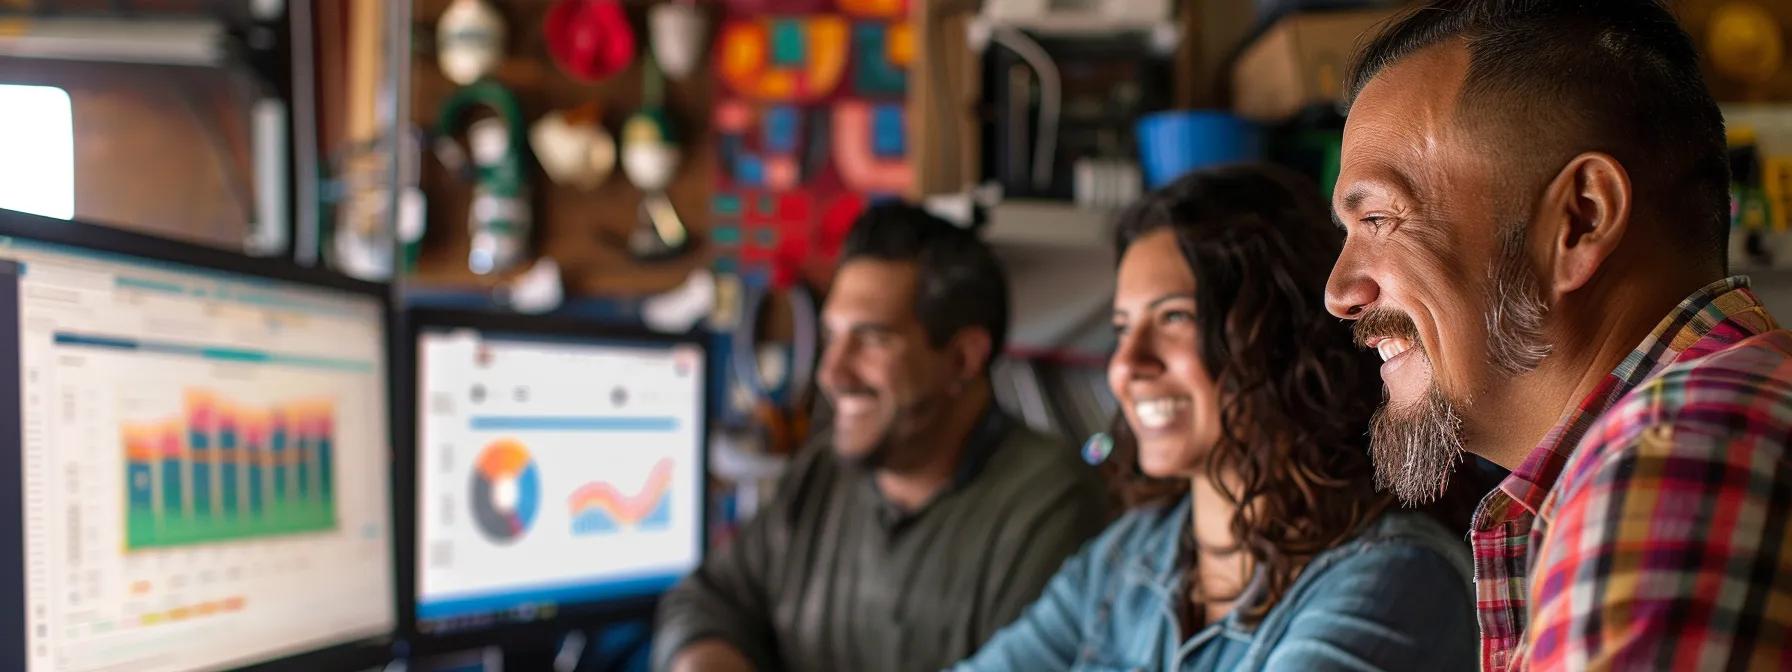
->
[974,13,1176,38]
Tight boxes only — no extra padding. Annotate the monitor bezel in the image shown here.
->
[0,208,400,672]
[398,307,711,657]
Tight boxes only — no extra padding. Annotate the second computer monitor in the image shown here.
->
[410,311,706,638]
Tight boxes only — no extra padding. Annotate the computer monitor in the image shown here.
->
[405,309,706,646]
[0,210,398,672]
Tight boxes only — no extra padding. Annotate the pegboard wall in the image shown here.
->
[410,0,716,298]
[708,0,913,292]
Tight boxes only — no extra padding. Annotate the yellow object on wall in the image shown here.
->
[1765,156,1792,232]
[1709,2,1785,85]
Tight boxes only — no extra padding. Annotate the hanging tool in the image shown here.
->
[435,80,532,276]
[621,54,693,261]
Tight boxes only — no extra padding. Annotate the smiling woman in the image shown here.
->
[1103,164,1394,624]
[953,164,1479,672]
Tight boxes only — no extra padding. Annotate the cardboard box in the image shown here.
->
[1231,9,1399,122]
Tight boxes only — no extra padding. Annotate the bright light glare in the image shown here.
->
[0,84,74,220]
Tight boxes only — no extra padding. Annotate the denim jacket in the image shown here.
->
[951,498,1476,671]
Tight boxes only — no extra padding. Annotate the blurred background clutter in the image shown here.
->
[0,0,1788,670]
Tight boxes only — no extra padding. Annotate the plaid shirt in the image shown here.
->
[1471,277,1792,671]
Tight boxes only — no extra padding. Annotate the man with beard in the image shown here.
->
[1327,1,1792,669]
[653,204,1108,672]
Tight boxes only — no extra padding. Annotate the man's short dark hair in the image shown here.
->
[1347,0,1730,267]
[838,202,1009,364]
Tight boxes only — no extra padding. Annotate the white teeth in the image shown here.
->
[1133,397,1189,430]
[1377,339,1413,362]
[834,396,876,416]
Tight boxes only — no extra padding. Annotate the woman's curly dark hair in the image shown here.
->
[1103,163,1391,625]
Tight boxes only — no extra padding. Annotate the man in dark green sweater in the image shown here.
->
[653,203,1109,672]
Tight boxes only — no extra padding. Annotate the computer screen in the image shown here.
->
[0,224,396,672]
[412,321,705,636]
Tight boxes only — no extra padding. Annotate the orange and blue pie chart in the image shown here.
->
[470,439,540,543]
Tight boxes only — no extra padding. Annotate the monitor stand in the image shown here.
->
[498,633,563,672]
[500,644,556,672]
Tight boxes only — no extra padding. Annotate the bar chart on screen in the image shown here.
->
[5,235,395,672]
[121,389,338,550]
[30,335,389,671]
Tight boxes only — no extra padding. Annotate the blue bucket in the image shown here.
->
[1136,111,1262,188]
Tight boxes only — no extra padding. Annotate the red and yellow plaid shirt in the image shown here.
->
[1472,277,1792,671]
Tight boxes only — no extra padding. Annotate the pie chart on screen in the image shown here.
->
[471,439,540,543]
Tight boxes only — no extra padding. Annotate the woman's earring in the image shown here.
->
[1082,432,1114,466]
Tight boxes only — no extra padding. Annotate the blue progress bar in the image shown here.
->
[53,332,374,373]
[469,416,680,432]
[416,572,681,621]
[114,276,185,295]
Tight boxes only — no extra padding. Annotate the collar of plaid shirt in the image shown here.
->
[1467,276,1775,672]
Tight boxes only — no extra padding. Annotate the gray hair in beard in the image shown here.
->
[1367,220,1552,505]
[1370,386,1464,505]
[1484,221,1552,376]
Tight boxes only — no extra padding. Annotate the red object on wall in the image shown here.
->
[544,0,637,82]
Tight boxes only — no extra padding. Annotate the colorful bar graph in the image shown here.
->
[188,393,213,521]
[315,411,334,500]
[295,412,311,501]
[272,411,288,504]
[122,389,339,550]
[160,426,182,525]
[246,411,266,517]
[124,426,158,531]
[218,402,239,519]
